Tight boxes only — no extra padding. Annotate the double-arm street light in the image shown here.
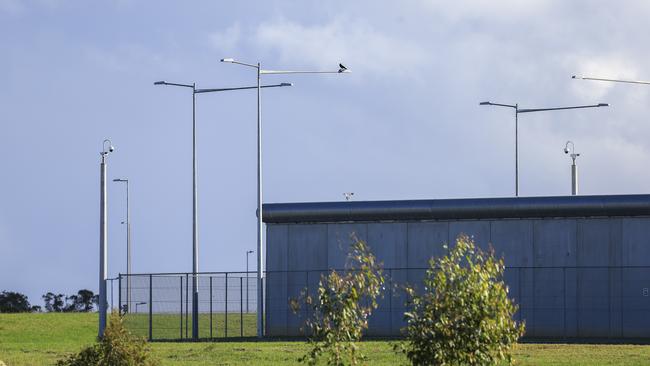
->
[479,101,608,196]
[154,80,291,340]
[220,58,350,337]
[113,178,131,313]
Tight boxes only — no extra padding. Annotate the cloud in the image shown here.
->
[416,0,554,24]
[565,55,642,100]
[252,17,428,80]
[209,23,241,53]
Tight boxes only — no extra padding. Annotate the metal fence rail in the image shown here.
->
[121,266,650,340]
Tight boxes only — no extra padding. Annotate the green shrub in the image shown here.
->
[56,311,158,366]
[398,234,525,366]
[291,236,384,366]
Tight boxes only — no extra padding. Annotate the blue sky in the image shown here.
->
[2,0,650,306]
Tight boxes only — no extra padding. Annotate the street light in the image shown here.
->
[479,101,608,196]
[99,139,114,338]
[113,178,131,313]
[571,75,650,85]
[135,301,147,314]
[564,141,580,195]
[220,58,349,337]
[154,80,291,339]
[245,250,253,313]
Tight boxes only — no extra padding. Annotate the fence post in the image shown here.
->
[240,276,243,337]
[389,268,393,334]
[118,275,122,316]
[210,276,213,339]
[518,267,522,322]
[185,273,189,339]
[180,275,183,339]
[258,275,266,336]
[305,270,309,332]
[225,273,229,338]
[148,274,153,341]
[563,267,566,339]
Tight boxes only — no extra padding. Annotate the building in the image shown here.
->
[263,194,650,339]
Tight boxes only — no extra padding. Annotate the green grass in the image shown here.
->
[122,312,258,339]
[2,313,650,365]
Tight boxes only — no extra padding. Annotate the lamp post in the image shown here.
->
[154,80,291,339]
[479,101,608,196]
[220,58,350,337]
[99,139,114,338]
[245,250,253,313]
[563,141,580,195]
[113,178,131,313]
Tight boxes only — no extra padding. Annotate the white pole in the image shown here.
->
[98,140,113,337]
[256,62,264,338]
[571,158,578,195]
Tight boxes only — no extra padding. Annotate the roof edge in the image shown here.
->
[262,194,650,223]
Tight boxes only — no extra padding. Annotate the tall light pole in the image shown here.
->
[563,141,580,195]
[113,178,131,313]
[220,58,350,337]
[479,101,608,196]
[154,80,291,339]
[99,139,114,338]
[246,250,253,313]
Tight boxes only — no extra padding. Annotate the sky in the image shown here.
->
[1,0,650,307]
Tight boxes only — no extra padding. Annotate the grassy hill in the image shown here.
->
[2,313,650,365]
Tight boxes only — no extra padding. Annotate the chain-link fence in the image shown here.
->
[120,266,650,340]
[118,272,258,340]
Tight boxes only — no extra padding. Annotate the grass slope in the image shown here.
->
[2,313,650,365]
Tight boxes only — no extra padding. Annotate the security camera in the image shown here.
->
[109,146,115,152]
[564,148,569,154]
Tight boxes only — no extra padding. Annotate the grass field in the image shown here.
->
[2,313,650,365]
[122,312,258,339]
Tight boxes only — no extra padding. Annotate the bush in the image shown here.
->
[291,236,384,366]
[56,311,158,366]
[398,234,525,366]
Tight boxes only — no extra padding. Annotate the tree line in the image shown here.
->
[0,290,98,313]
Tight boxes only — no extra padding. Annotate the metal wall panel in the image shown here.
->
[366,223,408,335]
[264,213,650,339]
[449,221,491,250]
[406,222,448,288]
[265,225,289,336]
[326,223,368,269]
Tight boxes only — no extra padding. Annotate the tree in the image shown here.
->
[43,292,66,312]
[398,234,525,366]
[77,289,96,312]
[63,290,96,312]
[64,295,78,312]
[291,236,384,366]
[0,291,32,313]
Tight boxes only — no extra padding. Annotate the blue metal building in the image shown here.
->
[263,194,650,339]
